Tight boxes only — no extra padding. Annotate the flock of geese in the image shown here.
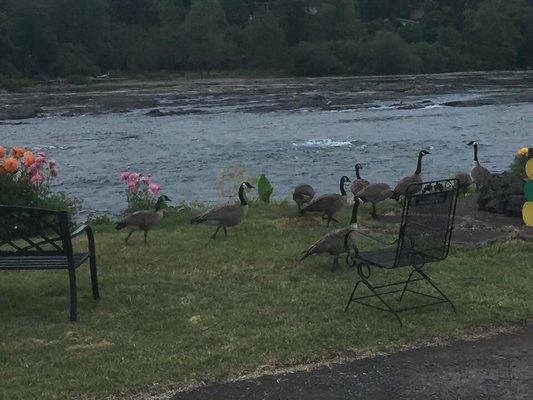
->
[115,141,492,267]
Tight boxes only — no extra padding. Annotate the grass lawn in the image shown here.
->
[1,201,532,399]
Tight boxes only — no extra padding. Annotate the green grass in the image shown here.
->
[1,201,532,399]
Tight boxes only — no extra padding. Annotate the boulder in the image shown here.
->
[477,172,525,216]
[0,105,42,120]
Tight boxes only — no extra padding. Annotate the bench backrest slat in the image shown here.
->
[0,206,72,257]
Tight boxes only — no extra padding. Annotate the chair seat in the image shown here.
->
[0,253,90,270]
[358,248,400,269]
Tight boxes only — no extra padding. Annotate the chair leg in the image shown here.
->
[89,253,100,300]
[345,280,362,312]
[414,268,457,314]
[399,268,417,301]
[363,280,403,327]
[68,269,77,322]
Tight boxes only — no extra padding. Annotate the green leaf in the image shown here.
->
[257,174,273,204]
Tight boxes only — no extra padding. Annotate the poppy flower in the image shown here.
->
[11,147,26,159]
[0,146,5,158]
[517,147,529,158]
[2,157,19,173]
[23,151,36,167]
[119,171,130,181]
[149,183,161,194]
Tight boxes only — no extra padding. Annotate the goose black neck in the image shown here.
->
[340,178,347,196]
[415,152,424,175]
[350,200,360,225]
[155,198,164,211]
[238,185,248,205]
[355,165,361,180]
[473,143,479,162]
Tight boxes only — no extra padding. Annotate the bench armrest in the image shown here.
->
[70,225,96,255]
[71,224,89,238]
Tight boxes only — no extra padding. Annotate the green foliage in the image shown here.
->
[510,153,532,178]
[0,0,532,80]
[0,174,79,215]
[257,174,274,203]
[290,41,338,76]
[366,30,421,75]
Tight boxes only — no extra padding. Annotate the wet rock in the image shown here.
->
[477,172,525,215]
[145,108,209,117]
[442,99,495,107]
[0,105,42,120]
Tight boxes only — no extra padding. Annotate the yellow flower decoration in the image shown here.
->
[517,147,529,158]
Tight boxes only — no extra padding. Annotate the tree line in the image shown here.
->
[0,0,532,82]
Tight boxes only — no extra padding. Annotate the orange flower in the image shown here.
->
[11,146,26,159]
[517,147,529,158]
[0,146,5,158]
[23,151,36,167]
[2,157,19,173]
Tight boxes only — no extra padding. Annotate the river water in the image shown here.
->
[1,72,532,216]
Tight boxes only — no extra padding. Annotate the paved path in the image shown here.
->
[174,323,533,400]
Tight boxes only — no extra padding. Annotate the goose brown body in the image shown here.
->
[301,199,360,270]
[454,171,472,195]
[393,150,430,199]
[350,163,370,197]
[192,181,254,239]
[301,176,351,226]
[293,184,315,210]
[357,182,393,218]
[468,141,492,189]
[115,195,170,244]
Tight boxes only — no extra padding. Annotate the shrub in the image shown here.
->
[119,171,162,214]
[0,145,79,215]
[257,174,274,203]
[289,41,338,76]
[510,147,532,178]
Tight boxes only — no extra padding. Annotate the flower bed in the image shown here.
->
[0,145,78,214]
[119,171,162,214]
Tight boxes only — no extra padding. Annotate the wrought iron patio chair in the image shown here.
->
[345,179,459,327]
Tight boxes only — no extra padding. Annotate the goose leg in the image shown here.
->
[211,226,221,240]
[223,227,228,237]
[144,230,148,244]
[125,230,135,244]
[331,217,340,224]
[326,216,332,227]
[331,256,339,271]
[371,203,377,219]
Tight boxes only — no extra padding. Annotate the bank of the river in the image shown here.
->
[1,202,532,400]
[1,71,532,216]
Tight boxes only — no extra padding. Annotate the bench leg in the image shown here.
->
[89,254,100,300]
[68,269,77,322]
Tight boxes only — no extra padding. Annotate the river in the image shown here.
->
[1,71,532,216]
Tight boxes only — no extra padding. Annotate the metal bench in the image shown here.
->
[345,179,459,326]
[0,205,99,321]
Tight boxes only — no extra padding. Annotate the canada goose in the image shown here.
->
[467,141,492,189]
[454,171,472,196]
[357,182,393,219]
[393,150,431,200]
[301,176,351,226]
[350,163,370,197]
[293,184,315,210]
[300,198,361,270]
[115,195,171,244]
[192,181,254,239]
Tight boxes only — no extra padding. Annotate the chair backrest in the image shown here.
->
[0,205,72,256]
[394,179,459,267]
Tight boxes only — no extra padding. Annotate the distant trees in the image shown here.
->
[0,0,532,82]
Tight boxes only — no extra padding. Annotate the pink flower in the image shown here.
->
[139,175,151,185]
[128,172,140,182]
[119,171,130,181]
[149,183,161,194]
[127,181,137,189]
[30,173,45,185]
[34,155,46,167]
